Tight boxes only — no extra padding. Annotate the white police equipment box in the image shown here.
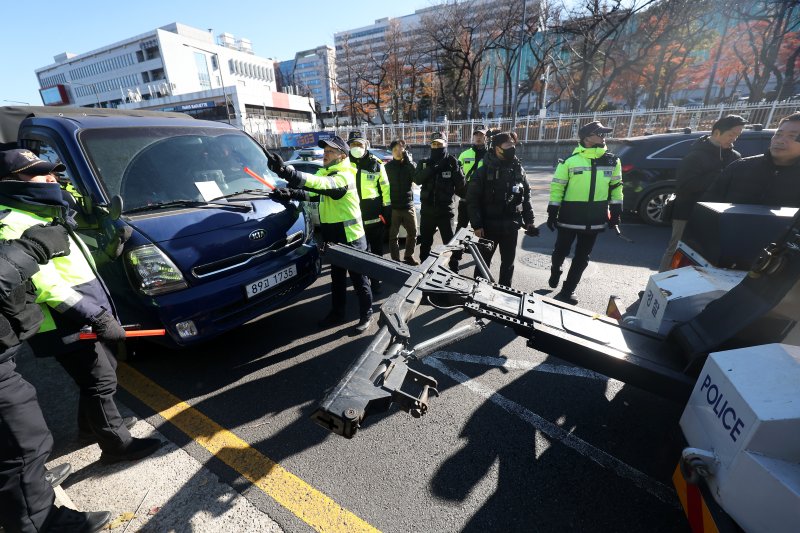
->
[635,266,746,336]
[679,344,800,533]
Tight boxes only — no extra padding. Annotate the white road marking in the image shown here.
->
[431,351,624,401]
[424,356,678,507]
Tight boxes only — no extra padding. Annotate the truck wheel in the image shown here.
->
[638,188,672,226]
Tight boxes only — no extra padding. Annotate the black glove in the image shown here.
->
[269,187,293,202]
[546,205,559,232]
[381,206,392,226]
[265,151,286,174]
[608,204,622,228]
[269,188,305,202]
[525,223,540,237]
[105,226,133,259]
[18,224,70,264]
[89,310,126,342]
[266,153,302,187]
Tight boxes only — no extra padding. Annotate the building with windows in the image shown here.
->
[277,46,338,118]
[34,22,316,136]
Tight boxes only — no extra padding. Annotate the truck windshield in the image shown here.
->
[79,127,283,211]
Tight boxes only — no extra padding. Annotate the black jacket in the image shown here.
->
[414,153,465,209]
[385,155,417,209]
[0,240,42,363]
[703,152,800,207]
[673,136,741,220]
[467,153,534,232]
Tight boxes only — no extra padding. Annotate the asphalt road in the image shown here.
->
[27,169,690,532]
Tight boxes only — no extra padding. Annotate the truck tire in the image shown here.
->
[638,188,672,226]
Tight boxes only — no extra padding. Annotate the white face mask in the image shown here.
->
[350,146,365,159]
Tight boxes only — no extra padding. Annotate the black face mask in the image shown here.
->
[431,147,446,161]
[499,146,516,161]
[473,144,486,153]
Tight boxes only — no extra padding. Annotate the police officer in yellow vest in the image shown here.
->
[0,149,161,465]
[0,222,113,532]
[266,137,374,334]
[547,121,623,304]
[449,126,488,271]
[347,131,391,293]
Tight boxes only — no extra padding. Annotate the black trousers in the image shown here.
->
[455,199,470,230]
[551,228,599,292]
[475,229,519,287]
[55,341,131,453]
[330,236,373,320]
[364,221,385,286]
[364,221,385,258]
[419,204,455,261]
[0,354,55,533]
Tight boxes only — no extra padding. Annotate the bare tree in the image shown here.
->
[730,0,799,101]
[421,0,501,119]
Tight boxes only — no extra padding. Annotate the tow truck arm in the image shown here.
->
[312,208,800,439]
[311,228,695,438]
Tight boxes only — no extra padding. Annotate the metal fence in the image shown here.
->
[321,101,799,147]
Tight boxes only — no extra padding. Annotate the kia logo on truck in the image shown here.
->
[249,229,266,241]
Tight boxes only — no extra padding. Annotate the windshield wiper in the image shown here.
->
[124,199,252,214]
[214,189,272,200]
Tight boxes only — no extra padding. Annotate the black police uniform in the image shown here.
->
[414,152,465,261]
[0,238,55,533]
[467,152,534,286]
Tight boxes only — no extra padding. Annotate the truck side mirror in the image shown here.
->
[109,195,123,221]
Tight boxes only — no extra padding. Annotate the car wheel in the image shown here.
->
[638,188,672,226]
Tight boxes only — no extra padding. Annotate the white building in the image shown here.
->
[278,46,338,116]
[35,22,316,136]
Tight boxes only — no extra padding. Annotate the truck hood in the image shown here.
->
[124,198,305,279]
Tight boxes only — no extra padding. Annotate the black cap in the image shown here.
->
[317,136,349,154]
[389,139,406,150]
[578,121,613,139]
[430,131,447,145]
[347,130,367,145]
[0,149,65,178]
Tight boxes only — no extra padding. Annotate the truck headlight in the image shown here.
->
[126,245,188,295]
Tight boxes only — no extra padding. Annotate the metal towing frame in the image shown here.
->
[310,227,698,438]
[311,212,800,439]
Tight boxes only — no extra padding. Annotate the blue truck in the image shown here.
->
[0,106,320,346]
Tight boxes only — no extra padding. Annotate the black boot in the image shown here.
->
[354,313,373,334]
[99,437,162,464]
[46,507,111,533]
[44,463,72,488]
[548,268,562,289]
[554,290,578,305]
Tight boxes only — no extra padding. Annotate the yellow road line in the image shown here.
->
[117,362,379,533]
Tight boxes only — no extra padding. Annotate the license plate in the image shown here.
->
[245,265,297,298]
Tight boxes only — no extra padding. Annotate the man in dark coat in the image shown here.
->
[703,112,800,207]
[467,131,537,286]
[385,139,419,265]
[659,115,746,271]
[414,132,465,261]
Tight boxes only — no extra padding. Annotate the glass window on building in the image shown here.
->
[195,52,211,90]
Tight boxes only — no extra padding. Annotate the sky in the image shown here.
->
[0,0,435,106]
